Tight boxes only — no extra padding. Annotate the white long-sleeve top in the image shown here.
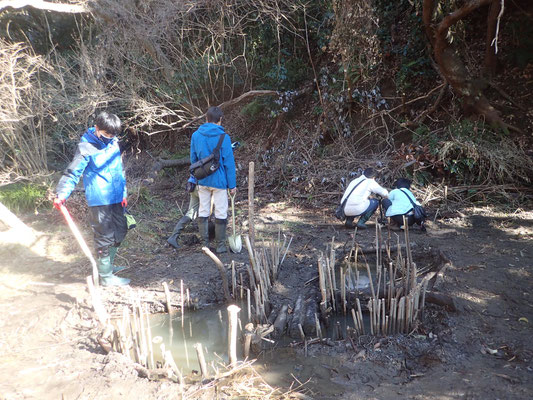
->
[341,175,388,216]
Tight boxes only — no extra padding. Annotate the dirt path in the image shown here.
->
[1,202,532,399]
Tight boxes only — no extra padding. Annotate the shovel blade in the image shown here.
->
[229,235,242,253]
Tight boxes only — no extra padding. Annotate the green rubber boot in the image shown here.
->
[98,255,130,287]
[356,213,371,229]
[215,218,228,254]
[197,216,209,247]
[109,246,126,273]
[167,216,192,249]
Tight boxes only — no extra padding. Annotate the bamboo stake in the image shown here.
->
[243,323,254,359]
[368,300,374,335]
[246,288,251,322]
[330,237,337,293]
[356,298,365,335]
[315,313,323,339]
[180,280,185,327]
[227,305,241,366]
[144,304,154,369]
[86,276,108,325]
[138,298,148,367]
[390,298,397,335]
[162,282,174,315]
[317,254,327,308]
[298,323,306,342]
[248,162,255,246]
[364,258,376,300]
[341,267,346,314]
[161,345,184,387]
[231,260,236,298]
[202,246,231,301]
[381,300,386,336]
[240,273,244,299]
[376,299,381,336]
[351,308,359,335]
[325,257,336,311]
[194,343,209,378]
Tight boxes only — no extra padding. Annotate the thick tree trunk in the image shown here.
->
[484,0,501,77]
[422,0,511,129]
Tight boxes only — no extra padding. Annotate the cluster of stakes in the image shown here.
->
[318,217,431,337]
[86,217,431,385]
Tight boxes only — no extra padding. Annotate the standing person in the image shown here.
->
[53,111,130,286]
[167,175,199,249]
[190,106,236,253]
[382,178,426,231]
[341,167,388,229]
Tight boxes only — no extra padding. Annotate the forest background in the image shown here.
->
[0,0,532,210]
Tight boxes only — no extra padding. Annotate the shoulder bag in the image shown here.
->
[400,189,427,223]
[190,133,226,180]
[335,178,365,220]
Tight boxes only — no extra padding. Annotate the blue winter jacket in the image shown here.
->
[190,123,236,189]
[56,127,127,206]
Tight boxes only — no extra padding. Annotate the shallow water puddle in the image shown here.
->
[147,302,364,395]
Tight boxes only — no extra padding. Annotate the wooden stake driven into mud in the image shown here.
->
[248,161,255,247]
[316,222,428,338]
[162,282,174,315]
[194,343,209,378]
[202,246,231,302]
[227,305,241,366]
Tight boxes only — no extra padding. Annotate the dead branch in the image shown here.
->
[176,90,278,132]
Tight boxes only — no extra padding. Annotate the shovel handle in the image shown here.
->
[59,205,99,287]
[229,192,237,236]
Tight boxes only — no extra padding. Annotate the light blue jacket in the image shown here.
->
[56,128,127,206]
[190,123,236,189]
[385,188,420,217]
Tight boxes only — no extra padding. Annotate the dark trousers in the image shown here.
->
[381,199,415,226]
[89,203,127,257]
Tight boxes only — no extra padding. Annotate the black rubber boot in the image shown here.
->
[167,215,192,249]
[215,218,228,254]
[197,216,209,247]
[345,216,355,229]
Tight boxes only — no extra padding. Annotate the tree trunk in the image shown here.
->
[484,0,501,77]
[423,0,510,129]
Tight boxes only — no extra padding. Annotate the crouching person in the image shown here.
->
[382,178,425,231]
[54,111,130,286]
[342,168,388,229]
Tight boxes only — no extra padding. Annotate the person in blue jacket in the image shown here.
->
[167,175,199,249]
[53,112,130,286]
[190,106,236,253]
[382,178,426,231]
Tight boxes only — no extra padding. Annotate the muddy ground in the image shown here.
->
[1,179,533,399]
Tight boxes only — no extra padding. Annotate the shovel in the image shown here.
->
[228,192,242,253]
[59,204,99,287]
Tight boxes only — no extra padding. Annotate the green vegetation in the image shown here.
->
[0,183,49,213]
